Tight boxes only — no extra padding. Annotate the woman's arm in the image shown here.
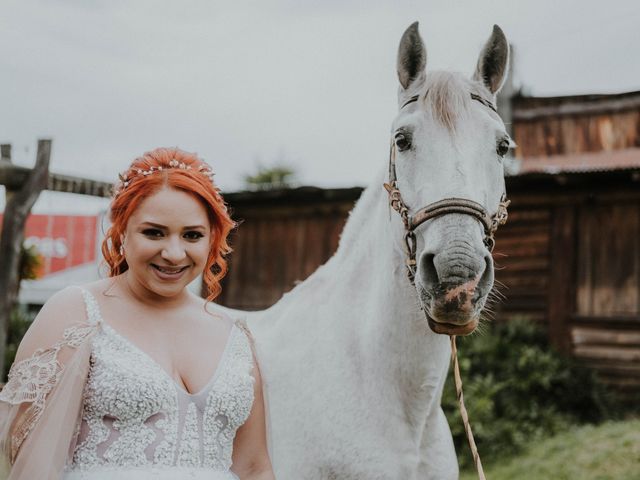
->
[0,286,94,477]
[230,354,275,480]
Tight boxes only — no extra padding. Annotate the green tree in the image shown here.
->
[244,165,296,190]
[3,243,44,380]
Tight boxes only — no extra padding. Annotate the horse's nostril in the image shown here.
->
[477,253,494,292]
[421,253,439,288]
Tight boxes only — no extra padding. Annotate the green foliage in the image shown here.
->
[244,165,296,190]
[443,319,616,470]
[3,308,31,381]
[2,244,43,381]
[459,420,640,480]
[20,243,43,280]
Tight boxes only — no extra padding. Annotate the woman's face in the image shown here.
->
[122,187,212,299]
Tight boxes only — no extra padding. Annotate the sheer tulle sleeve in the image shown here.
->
[0,288,98,480]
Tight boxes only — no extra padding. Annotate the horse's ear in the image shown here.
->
[473,25,509,95]
[397,22,427,91]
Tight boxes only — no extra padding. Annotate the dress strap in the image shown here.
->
[234,319,256,350]
[78,288,103,326]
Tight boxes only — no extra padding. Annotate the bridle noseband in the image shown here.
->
[384,93,510,284]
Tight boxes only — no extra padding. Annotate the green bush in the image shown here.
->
[442,318,616,470]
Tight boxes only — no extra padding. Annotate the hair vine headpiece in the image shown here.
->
[113,158,216,197]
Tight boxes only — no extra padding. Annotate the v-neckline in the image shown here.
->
[102,321,236,397]
[83,289,236,397]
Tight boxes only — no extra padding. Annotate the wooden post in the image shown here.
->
[547,204,577,354]
[0,140,51,376]
[0,145,10,162]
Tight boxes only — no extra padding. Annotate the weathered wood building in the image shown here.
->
[219,90,640,402]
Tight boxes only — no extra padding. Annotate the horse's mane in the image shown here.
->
[422,71,481,132]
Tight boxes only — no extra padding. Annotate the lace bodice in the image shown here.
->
[68,290,255,473]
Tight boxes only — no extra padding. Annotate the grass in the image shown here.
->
[459,419,640,480]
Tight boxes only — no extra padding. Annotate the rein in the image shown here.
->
[451,335,485,480]
[385,91,509,480]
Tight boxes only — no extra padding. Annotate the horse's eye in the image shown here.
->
[496,138,510,157]
[395,132,412,152]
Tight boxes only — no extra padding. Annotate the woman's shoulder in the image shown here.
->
[202,301,255,350]
[13,285,96,364]
[38,285,88,320]
[199,297,244,328]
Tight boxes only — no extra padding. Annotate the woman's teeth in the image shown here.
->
[153,265,187,274]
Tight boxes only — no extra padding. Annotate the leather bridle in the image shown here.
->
[383,93,511,284]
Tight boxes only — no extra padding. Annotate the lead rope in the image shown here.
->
[450,335,486,480]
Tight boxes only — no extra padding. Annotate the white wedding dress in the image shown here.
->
[62,290,255,480]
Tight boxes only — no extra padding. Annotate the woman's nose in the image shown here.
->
[161,237,187,262]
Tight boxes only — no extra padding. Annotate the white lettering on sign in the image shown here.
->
[25,236,69,258]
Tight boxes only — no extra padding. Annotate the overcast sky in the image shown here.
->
[1,0,638,214]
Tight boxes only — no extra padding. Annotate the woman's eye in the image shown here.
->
[395,132,412,152]
[496,138,510,157]
[184,231,204,240]
[142,229,163,238]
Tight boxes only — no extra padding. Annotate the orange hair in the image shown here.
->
[102,147,235,301]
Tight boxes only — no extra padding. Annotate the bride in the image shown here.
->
[0,148,275,480]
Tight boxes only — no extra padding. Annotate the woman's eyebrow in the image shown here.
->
[139,221,167,229]
[183,225,207,230]
[139,221,207,230]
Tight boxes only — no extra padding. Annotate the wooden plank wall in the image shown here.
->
[511,92,640,157]
[571,201,640,402]
[491,206,550,325]
[217,194,354,310]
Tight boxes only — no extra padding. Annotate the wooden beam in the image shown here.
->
[0,144,10,162]
[0,140,51,376]
[513,93,640,121]
[0,163,112,197]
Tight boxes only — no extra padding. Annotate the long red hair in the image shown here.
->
[102,147,235,301]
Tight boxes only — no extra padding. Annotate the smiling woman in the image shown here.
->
[0,148,275,480]
[103,148,234,301]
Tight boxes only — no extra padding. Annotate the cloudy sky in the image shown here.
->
[1,0,638,213]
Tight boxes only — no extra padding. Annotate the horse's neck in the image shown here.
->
[332,169,415,313]
[311,169,449,421]
[323,172,440,361]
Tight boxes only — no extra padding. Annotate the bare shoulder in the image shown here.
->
[202,301,255,353]
[14,285,90,363]
[185,296,238,341]
[202,299,245,326]
[32,286,88,329]
[77,278,116,300]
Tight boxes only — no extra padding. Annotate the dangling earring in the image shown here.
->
[119,244,125,256]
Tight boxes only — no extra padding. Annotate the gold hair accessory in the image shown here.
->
[113,159,216,197]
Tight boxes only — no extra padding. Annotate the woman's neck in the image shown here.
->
[115,271,193,310]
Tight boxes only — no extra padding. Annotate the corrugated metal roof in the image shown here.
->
[517,147,640,175]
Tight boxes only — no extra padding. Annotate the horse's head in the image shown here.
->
[389,23,512,336]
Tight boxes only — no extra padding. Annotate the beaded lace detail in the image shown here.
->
[0,289,99,462]
[69,290,254,472]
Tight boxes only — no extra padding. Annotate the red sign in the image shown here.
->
[0,214,98,277]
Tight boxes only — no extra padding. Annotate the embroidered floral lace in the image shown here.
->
[67,290,255,474]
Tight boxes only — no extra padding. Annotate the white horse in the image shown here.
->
[241,22,511,479]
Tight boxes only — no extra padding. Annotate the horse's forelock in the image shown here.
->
[421,71,476,132]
